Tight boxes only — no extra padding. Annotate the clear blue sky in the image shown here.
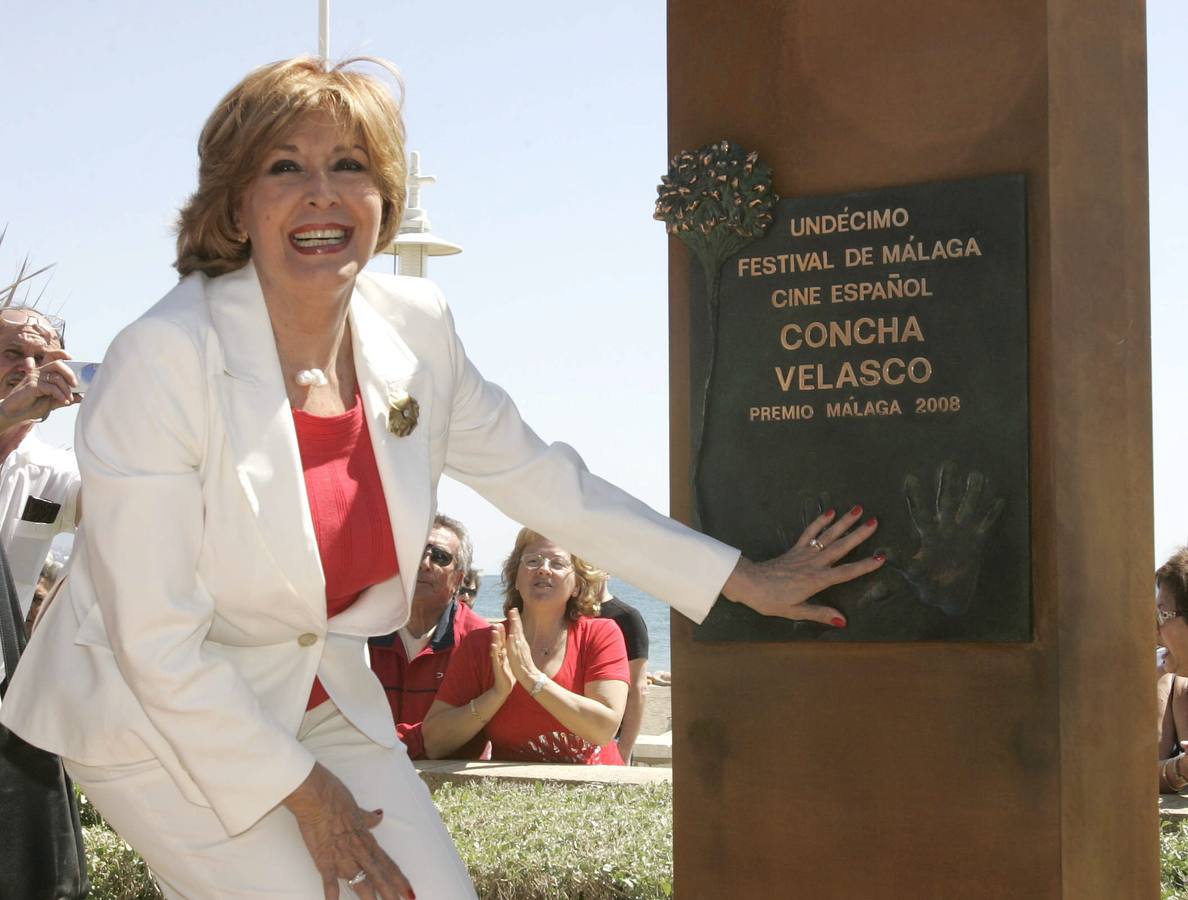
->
[1,3,1183,571]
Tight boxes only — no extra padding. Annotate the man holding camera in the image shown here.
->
[0,307,81,619]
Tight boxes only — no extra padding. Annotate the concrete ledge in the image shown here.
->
[1161,794,1188,821]
[415,759,672,790]
[631,731,672,767]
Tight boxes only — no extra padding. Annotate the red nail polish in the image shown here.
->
[865,517,877,528]
[824,508,836,519]
[873,552,886,562]
[830,617,847,628]
[849,505,862,517]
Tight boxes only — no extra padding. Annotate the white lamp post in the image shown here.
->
[318,0,330,61]
[382,151,462,278]
[315,5,458,278]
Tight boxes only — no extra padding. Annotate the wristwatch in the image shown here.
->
[530,672,549,696]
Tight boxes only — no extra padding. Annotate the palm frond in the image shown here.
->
[0,227,55,308]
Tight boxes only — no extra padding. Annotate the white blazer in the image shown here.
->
[0,263,738,836]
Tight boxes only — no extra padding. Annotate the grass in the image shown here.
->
[81,779,672,899]
[434,780,673,899]
[84,782,1188,899]
[1165,821,1188,900]
[78,790,163,900]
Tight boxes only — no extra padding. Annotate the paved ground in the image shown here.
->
[641,685,671,735]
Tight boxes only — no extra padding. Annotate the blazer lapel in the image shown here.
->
[206,263,326,617]
[349,289,433,609]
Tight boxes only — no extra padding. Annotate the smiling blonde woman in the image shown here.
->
[0,55,884,900]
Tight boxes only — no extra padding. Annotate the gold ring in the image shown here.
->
[808,538,825,552]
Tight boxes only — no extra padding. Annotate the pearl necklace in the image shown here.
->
[294,368,329,387]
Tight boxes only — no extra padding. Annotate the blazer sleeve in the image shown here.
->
[430,292,740,624]
[75,316,316,835]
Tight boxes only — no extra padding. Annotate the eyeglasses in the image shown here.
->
[421,545,455,568]
[1158,607,1181,628]
[521,553,573,573]
[0,308,65,344]
[458,586,478,598]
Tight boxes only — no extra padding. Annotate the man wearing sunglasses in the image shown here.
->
[369,514,488,758]
[0,306,81,621]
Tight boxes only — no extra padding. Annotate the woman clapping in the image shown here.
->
[423,530,629,764]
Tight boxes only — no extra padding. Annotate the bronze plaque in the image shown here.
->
[692,175,1029,641]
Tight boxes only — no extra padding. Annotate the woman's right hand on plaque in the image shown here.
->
[721,505,884,628]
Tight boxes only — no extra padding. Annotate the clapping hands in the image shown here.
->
[503,608,543,689]
[488,622,516,698]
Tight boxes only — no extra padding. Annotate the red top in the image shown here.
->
[293,393,398,710]
[368,600,488,759]
[437,616,629,765]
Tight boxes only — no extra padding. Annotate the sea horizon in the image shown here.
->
[472,575,672,672]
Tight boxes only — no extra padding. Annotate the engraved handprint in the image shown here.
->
[899,461,1005,616]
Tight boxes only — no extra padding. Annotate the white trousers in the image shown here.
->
[67,703,477,899]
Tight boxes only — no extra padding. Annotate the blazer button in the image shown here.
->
[297,633,318,647]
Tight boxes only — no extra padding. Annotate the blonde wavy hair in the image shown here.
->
[175,56,407,278]
[501,529,605,622]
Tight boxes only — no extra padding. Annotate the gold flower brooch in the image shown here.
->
[387,391,419,437]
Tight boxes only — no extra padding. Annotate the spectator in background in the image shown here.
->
[1158,546,1188,792]
[423,529,628,765]
[457,568,481,608]
[596,577,649,763]
[0,308,80,621]
[23,552,64,637]
[369,514,487,759]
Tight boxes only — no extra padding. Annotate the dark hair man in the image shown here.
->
[596,577,649,763]
[457,568,481,607]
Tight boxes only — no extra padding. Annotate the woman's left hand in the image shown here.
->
[504,608,541,689]
[283,763,414,900]
[722,506,885,627]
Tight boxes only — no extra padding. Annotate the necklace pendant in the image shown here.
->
[295,368,328,388]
